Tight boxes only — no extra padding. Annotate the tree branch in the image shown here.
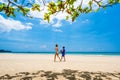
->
[41,0,45,6]
[92,0,102,7]
[80,0,83,7]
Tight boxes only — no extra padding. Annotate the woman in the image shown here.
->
[54,44,61,62]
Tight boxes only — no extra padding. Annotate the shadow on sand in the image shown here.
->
[0,69,120,80]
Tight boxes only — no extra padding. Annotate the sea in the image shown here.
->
[1,52,120,56]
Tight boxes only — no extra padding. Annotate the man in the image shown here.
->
[60,46,66,62]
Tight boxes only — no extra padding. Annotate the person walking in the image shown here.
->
[60,46,66,62]
[54,44,61,62]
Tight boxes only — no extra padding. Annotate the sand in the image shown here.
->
[0,53,120,80]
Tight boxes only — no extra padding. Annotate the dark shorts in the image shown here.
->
[62,54,65,57]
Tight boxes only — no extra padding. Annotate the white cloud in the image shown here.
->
[53,21,62,28]
[0,15,32,32]
[35,0,40,3]
[40,19,49,25]
[0,0,8,4]
[53,28,63,32]
[74,0,89,8]
[29,10,42,19]
[26,22,33,26]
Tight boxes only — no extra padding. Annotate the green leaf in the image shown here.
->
[49,2,55,6]
[88,1,93,7]
[103,6,106,10]
[57,1,62,6]
[37,8,40,12]
[24,8,30,13]
[68,0,76,4]
[32,7,35,11]
[53,6,57,10]
[71,11,79,22]
[108,0,115,5]
[77,6,83,12]
[72,16,76,22]
[66,9,72,14]
[57,6,61,11]
[99,2,103,6]
[6,13,10,17]
[14,0,17,2]
[48,11,53,14]
[66,16,69,20]
[73,11,79,17]
[0,3,6,11]
[12,13,16,17]
[18,7,28,16]
[32,4,40,12]
[0,5,3,11]
[30,16,33,18]
[44,13,50,23]
[83,7,89,13]
[32,4,40,7]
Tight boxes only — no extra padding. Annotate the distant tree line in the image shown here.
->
[0,49,12,53]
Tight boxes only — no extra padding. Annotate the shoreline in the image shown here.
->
[1,52,120,56]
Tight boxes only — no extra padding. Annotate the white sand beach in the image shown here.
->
[0,53,120,80]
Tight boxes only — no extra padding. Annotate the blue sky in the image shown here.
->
[0,1,120,52]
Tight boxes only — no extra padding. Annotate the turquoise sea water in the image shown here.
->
[3,52,120,56]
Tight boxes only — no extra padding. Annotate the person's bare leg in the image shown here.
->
[57,55,61,61]
[54,54,56,62]
[60,56,63,61]
[64,56,66,62]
